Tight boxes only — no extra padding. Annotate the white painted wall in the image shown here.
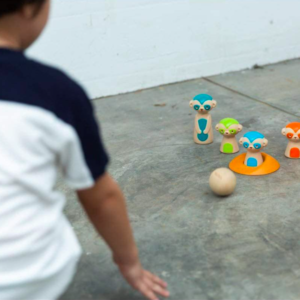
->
[28,0,300,99]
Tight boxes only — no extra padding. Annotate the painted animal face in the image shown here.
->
[215,123,243,136]
[189,99,217,114]
[282,125,300,142]
[239,137,268,152]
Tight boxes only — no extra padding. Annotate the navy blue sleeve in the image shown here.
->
[27,60,110,181]
[69,83,109,181]
[0,49,109,181]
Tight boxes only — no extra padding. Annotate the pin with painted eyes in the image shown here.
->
[189,94,217,145]
[254,143,261,149]
[215,118,243,154]
[229,131,280,176]
[238,131,268,167]
[282,122,300,158]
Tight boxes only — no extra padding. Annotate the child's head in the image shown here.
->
[0,0,50,50]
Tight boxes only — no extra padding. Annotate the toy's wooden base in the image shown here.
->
[194,140,213,145]
[220,150,239,155]
[229,153,280,176]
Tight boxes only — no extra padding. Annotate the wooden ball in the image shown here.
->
[209,168,236,196]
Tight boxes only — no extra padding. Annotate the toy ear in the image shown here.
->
[237,124,243,132]
[211,100,217,108]
[215,124,219,131]
[281,128,287,136]
[263,138,268,147]
[189,100,194,108]
[239,137,244,145]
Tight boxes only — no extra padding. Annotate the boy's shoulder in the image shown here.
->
[0,49,91,122]
[24,58,92,123]
[0,49,82,93]
[26,57,86,98]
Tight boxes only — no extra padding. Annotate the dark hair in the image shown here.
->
[0,0,46,18]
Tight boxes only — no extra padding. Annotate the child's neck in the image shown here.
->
[0,21,23,50]
[0,36,21,50]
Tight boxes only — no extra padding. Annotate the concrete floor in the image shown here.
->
[60,59,300,300]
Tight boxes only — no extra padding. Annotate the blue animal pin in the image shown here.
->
[239,131,268,167]
[189,94,217,145]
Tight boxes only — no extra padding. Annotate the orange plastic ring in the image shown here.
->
[229,153,280,176]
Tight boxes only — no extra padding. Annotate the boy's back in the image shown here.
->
[0,1,169,300]
[0,48,109,299]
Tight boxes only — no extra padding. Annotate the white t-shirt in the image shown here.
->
[0,49,109,300]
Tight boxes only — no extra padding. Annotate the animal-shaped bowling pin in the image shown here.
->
[239,131,268,167]
[215,118,243,154]
[281,122,300,158]
[189,94,217,145]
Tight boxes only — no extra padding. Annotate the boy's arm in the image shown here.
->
[77,172,169,300]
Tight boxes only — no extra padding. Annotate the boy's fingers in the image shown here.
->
[145,270,168,287]
[138,283,159,300]
[151,284,170,298]
[144,277,170,298]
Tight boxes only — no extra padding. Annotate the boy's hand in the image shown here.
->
[117,260,170,300]
[78,174,169,299]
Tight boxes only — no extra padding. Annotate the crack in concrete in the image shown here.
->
[203,77,300,119]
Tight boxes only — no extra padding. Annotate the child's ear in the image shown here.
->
[189,100,194,108]
[211,100,217,108]
[20,3,37,19]
[239,137,244,145]
[215,124,220,131]
[237,124,243,132]
[263,138,268,147]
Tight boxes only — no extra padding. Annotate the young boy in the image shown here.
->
[0,1,170,300]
